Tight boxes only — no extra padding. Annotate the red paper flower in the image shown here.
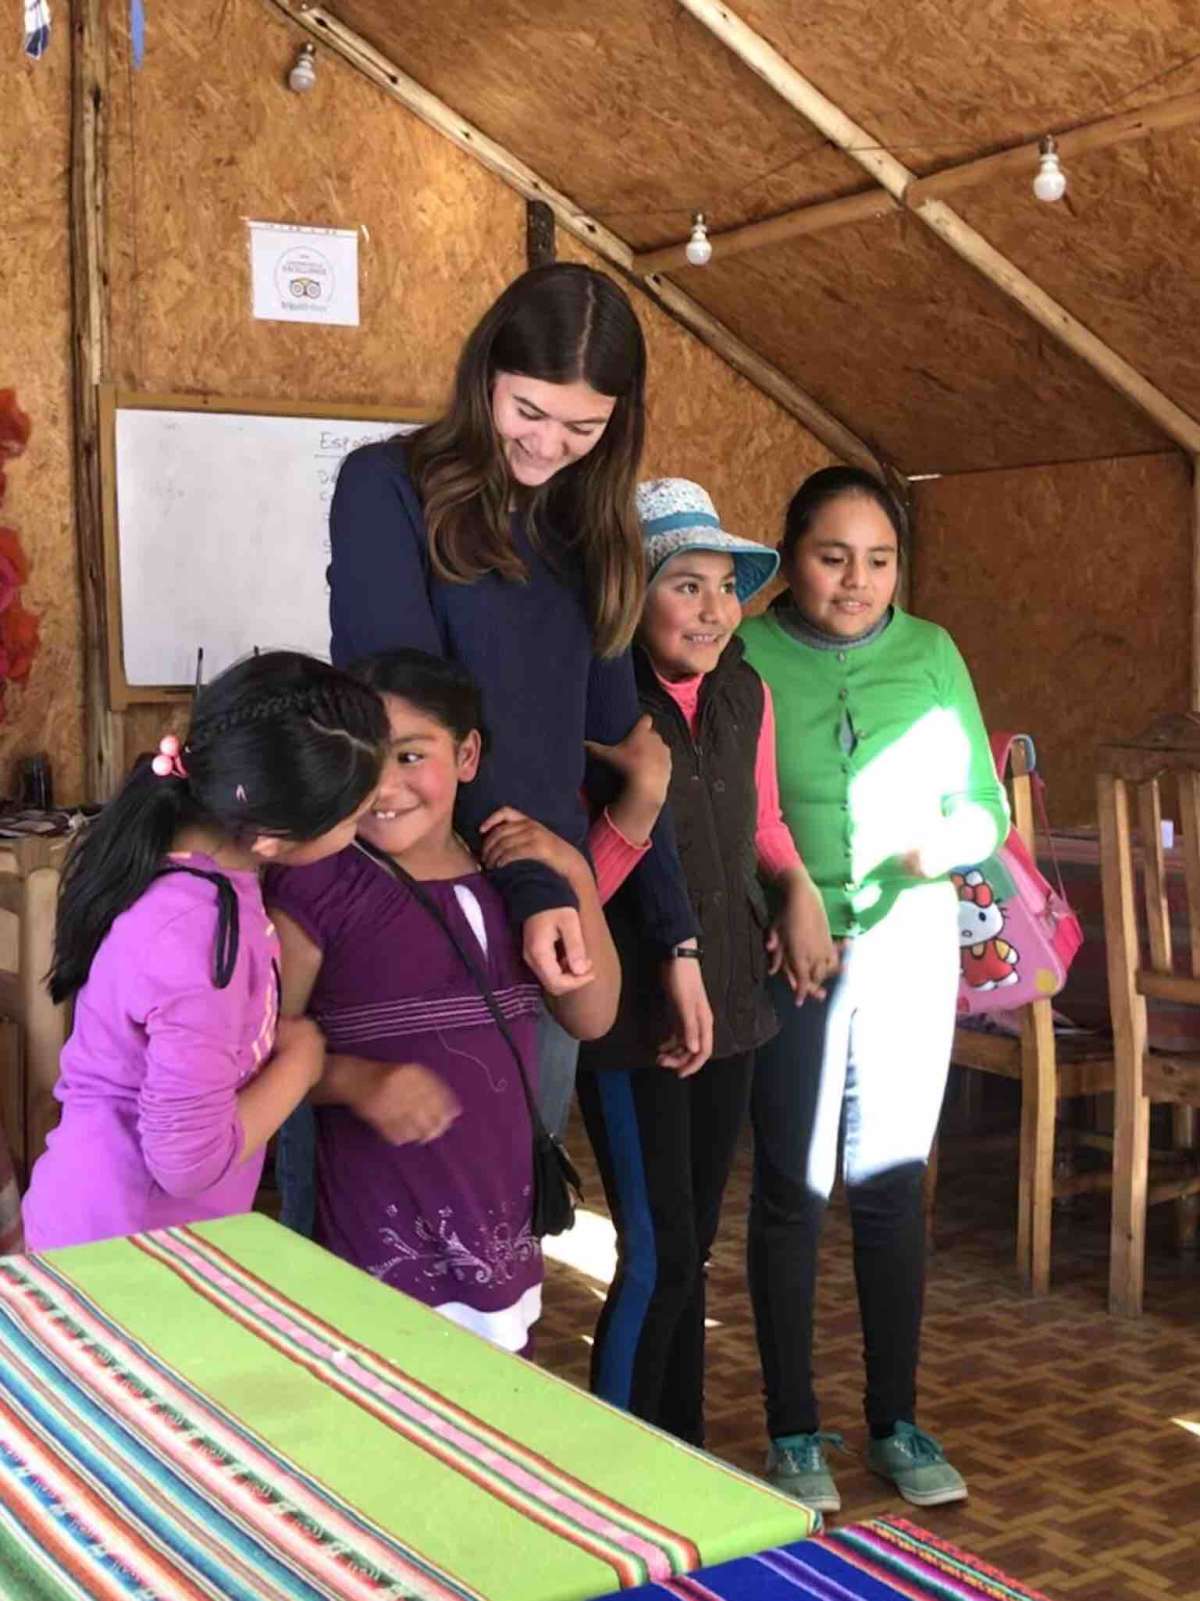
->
[0,527,30,612]
[0,391,32,463]
[0,391,41,706]
[0,603,40,685]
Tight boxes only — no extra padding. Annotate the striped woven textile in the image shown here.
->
[590,1516,1056,1600]
[0,1213,815,1600]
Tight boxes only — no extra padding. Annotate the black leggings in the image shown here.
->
[577,1053,754,1446]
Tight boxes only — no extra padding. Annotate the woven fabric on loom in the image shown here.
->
[0,1214,814,1600]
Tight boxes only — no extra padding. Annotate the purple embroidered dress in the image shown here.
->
[22,853,280,1251]
[268,847,543,1351]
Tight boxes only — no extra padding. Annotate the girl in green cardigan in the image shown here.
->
[740,466,1008,1514]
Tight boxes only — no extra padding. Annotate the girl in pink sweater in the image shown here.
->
[22,651,385,1251]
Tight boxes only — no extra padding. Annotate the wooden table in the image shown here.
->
[0,1214,817,1600]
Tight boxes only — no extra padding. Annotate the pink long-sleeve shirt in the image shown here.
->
[583,674,802,905]
[22,853,280,1250]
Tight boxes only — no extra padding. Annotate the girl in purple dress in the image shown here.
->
[269,650,619,1352]
[22,652,386,1251]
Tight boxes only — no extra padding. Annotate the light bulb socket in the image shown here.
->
[288,42,317,92]
[1033,136,1066,202]
[685,211,713,267]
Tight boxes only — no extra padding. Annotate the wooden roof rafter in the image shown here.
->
[268,0,890,479]
[634,87,1200,275]
[673,0,1200,456]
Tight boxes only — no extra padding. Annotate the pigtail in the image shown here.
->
[49,760,195,1002]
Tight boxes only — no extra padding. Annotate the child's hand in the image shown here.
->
[357,1063,462,1145]
[273,1016,326,1088]
[586,714,672,801]
[522,906,595,996]
[897,844,940,881]
[657,950,713,1076]
[479,807,588,886]
[768,870,839,1004]
[586,715,672,846]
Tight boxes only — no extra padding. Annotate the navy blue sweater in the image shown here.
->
[328,439,695,949]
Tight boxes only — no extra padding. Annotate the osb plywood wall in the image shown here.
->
[105,3,526,406]
[0,47,85,803]
[54,0,835,771]
[911,452,1192,827]
[105,0,523,760]
[558,231,835,548]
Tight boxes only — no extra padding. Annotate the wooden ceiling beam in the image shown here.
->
[676,0,1200,455]
[633,87,1200,275]
[906,88,1200,207]
[270,1,888,476]
[633,188,897,275]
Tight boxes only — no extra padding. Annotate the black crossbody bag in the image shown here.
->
[355,842,581,1237]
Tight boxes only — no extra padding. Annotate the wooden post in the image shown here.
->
[70,0,122,800]
[1193,457,1200,713]
[18,867,68,1168]
[1099,771,1151,1315]
[526,201,556,269]
[1173,770,1200,1253]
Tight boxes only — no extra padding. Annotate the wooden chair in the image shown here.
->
[939,736,1114,1295]
[0,834,70,1184]
[1099,713,1200,1316]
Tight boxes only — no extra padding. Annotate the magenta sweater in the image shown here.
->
[22,853,280,1250]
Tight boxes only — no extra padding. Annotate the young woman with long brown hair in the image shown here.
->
[275,265,712,1230]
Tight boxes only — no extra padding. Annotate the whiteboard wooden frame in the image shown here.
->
[99,386,428,709]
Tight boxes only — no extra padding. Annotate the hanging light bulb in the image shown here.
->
[288,42,317,93]
[1032,135,1067,203]
[684,212,713,267]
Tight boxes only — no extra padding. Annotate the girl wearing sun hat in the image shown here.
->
[576,477,836,1447]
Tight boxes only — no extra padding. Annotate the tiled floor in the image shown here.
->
[536,1096,1200,1601]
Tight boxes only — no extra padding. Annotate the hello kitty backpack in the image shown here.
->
[953,733,1083,1017]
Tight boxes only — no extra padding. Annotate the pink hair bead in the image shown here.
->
[151,733,187,780]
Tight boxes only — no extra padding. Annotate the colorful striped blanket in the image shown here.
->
[591,1517,1055,1600]
[0,1213,816,1600]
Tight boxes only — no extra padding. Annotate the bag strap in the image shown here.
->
[989,730,1036,780]
[988,732,1069,902]
[352,841,550,1141]
[154,863,240,989]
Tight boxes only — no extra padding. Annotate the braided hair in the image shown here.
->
[50,650,387,1001]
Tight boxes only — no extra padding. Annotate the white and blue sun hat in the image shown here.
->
[636,478,779,605]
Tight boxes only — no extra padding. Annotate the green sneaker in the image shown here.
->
[765,1431,843,1514]
[867,1422,967,1507]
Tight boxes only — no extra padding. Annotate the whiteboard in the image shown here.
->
[112,405,421,689]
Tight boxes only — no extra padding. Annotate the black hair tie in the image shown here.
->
[154,865,241,989]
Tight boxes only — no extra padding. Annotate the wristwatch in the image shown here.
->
[669,942,704,960]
